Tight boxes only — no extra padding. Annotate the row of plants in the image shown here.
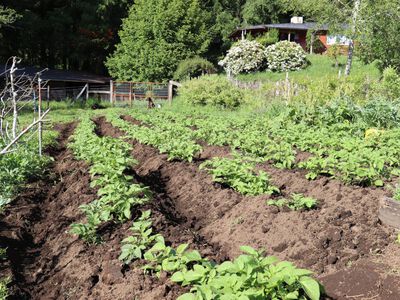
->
[125,105,400,187]
[68,116,151,243]
[119,209,322,300]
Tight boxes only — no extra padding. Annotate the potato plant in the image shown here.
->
[200,157,279,196]
[267,193,318,211]
[118,210,322,300]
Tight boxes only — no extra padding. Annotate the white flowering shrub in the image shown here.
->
[219,40,266,76]
[265,41,308,72]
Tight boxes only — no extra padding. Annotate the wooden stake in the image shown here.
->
[38,76,42,156]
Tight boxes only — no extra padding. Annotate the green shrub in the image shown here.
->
[179,75,244,108]
[255,29,279,47]
[219,39,266,76]
[361,97,400,129]
[265,41,309,72]
[174,57,216,81]
[373,67,400,100]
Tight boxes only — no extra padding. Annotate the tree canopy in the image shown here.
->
[106,0,211,81]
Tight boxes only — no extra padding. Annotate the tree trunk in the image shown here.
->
[345,0,361,76]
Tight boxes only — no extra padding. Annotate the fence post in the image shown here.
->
[129,82,133,108]
[109,80,114,105]
[38,76,42,156]
[86,83,89,100]
[168,81,173,105]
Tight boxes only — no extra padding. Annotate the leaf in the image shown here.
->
[240,246,258,256]
[177,244,189,255]
[170,271,184,283]
[177,293,196,300]
[183,250,202,262]
[299,277,321,300]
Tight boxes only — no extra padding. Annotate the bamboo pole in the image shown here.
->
[38,76,42,156]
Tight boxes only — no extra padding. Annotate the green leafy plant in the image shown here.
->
[268,193,318,211]
[0,248,6,261]
[178,75,244,109]
[0,277,10,300]
[200,157,279,196]
[119,210,163,264]
[174,57,216,81]
[173,246,321,300]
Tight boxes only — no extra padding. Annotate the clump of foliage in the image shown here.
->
[268,193,318,211]
[219,39,266,76]
[0,134,55,205]
[106,0,211,81]
[326,44,341,68]
[118,210,322,300]
[361,98,400,129]
[372,67,400,100]
[172,246,321,300]
[255,29,279,47]
[200,157,279,196]
[119,210,163,264]
[0,277,10,300]
[174,57,216,81]
[265,41,309,72]
[0,248,6,260]
[179,75,244,109]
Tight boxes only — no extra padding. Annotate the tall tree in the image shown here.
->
[242,0,283,25]
[107,0,211,81]
[358,0,400,71]
[1,0,132,74]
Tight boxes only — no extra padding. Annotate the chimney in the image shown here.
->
[291,17,304,24]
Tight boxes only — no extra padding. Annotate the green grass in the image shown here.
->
[236,55,380,82]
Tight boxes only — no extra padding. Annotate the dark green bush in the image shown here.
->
[255,29,279,47]
[178,75,244,109]
[174,56,216,81]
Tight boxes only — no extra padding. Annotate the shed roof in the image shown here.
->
[0,65,110,84]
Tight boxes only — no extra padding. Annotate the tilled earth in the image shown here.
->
[0,117,399,300]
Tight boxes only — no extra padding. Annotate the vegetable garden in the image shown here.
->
[0,102,400,299]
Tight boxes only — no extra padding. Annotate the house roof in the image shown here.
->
[229,22,329,38]
[0,65,110,84]
[266,22,328,31]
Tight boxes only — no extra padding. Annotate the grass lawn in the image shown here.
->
[236,54,380,82]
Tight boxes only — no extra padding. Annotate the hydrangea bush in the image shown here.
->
[265,41,308,72]
[219,40,266,76]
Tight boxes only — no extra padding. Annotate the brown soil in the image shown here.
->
[0,120,226,300]
[104,115,400,299]
[1,116,399,300]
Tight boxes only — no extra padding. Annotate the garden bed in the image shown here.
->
[0,118,399,299]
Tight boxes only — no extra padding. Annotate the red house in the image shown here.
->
[230,17,348,53]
